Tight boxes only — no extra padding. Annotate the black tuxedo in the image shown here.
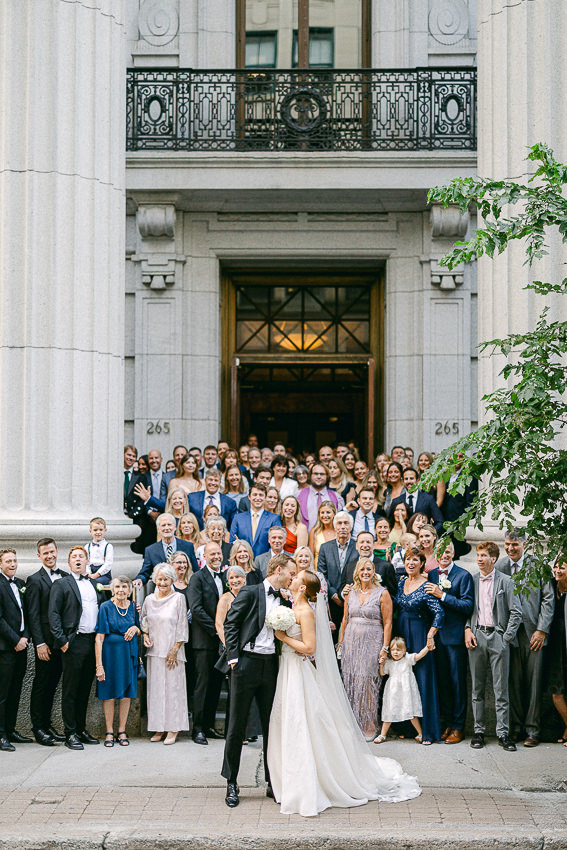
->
[48,574,102,737]
[26,567,67,732]
[0,573,29,735]
[221,583,291,784]
[187,567,223,735]
[341,555,397,600]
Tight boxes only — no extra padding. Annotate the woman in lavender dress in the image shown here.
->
[395,547,444,744]
[338,558,393,741]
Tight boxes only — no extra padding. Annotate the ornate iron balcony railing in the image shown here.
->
[126,67,476,153]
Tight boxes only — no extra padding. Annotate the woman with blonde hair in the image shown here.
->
[177,512,201,548]
[337,558,392,741]
[228,539,261,586]
[164,488,189,523]
[308,500,337,567]
[328,457,355,503]
[280,495,308,555]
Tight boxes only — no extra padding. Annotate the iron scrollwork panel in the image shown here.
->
[126,68,477,152]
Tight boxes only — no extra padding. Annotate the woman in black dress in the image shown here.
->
[548,559,567,744]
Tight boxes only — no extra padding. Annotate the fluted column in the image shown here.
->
[472,0,567,541]
[0,0,134,567]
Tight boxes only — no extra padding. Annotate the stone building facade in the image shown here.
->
[1,0,565,565]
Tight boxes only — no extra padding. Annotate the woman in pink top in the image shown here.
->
[418,525,439,573]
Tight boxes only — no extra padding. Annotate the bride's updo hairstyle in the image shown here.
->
[299,569,321,602]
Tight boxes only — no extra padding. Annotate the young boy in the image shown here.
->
[85,518,113,586]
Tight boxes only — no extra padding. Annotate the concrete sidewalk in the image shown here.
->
[1,736,566,848]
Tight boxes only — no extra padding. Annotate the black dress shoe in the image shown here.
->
[225,782,239,808]
[34,729,56,747]
[65,734,84,751]
[0,736,15,752]
[470,733,485,749]
[498,735,517,752]
[266,783,275,799]
[8,731,33,744]
[192,731,208,745]
[47,727,65,743]
[77,731,99,745]
[205,728,224,740]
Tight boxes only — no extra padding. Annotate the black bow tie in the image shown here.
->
[78,575,89,581]
[268,586,281,599]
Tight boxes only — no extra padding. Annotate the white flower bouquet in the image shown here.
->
[265,605,296,633]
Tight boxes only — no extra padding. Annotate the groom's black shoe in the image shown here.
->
[225,782,239,808]
[266,783,275,800]
[192,731,208,745]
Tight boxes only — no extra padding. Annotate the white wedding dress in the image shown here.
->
[267,595,421,817]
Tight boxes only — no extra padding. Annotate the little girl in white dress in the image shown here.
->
[375,636,430,744]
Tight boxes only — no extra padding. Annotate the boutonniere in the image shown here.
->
[19,586,26,595]
[439,577,452,590]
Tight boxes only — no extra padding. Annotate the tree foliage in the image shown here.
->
[421,144,567,585]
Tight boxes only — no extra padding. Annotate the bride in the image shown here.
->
[268,569,421,817]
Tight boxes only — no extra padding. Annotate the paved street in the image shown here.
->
[1,736,566,848]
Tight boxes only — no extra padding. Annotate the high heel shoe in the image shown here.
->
[164,732,178,745]
[150,732,165,742]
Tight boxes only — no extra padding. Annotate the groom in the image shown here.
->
[221,553,296,808]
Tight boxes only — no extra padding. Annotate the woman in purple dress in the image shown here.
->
[394,547,444,744]
[338,558,393,741]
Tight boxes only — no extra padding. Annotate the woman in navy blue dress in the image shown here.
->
[95,576,141,747]
[395,547,444,744]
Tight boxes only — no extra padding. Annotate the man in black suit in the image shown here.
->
[341,531,397,600]
[133,513,198,588]
[0,548,32,752]
[26,538,67,745]
[48,546,103,750]
[391,468,444,533]
[318,511,357,635]
[187,542,225,745]
[221,553,296,807]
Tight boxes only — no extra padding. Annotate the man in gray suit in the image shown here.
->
[254,526,287,579]
[318,511,357,637]
[495,529,554,747]
[465,541,523,751]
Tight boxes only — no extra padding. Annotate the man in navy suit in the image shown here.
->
[189,469,237,531]
[391,468,443,533]
[348,488,386,537]
[425,541,474,744]
[133,513,198,588]
[230,482,281,558]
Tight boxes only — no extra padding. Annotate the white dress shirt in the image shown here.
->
[204,491,221,511]
[207,565,223,598]
[243,578,279,655]
[352,509,376,537]
[72,573,98,634]
[86,539,113,576]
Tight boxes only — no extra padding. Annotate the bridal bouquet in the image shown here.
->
[265,605,296,633]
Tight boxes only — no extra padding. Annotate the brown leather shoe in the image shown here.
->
[523,735,539,748]
[441,727,453,741]
[445,729,464,744]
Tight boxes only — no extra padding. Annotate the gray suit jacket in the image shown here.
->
[254,550,273,579]
[466,569,523,645]
[317,538,358,599]
[495,556,555,645]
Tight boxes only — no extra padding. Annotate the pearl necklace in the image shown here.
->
[113,600,130,617]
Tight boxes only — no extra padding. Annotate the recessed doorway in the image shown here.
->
[221,269,383,457]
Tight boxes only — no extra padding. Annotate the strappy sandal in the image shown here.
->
[373,734,387,744]
[117,731,130,746]
[415,734,423,743]
[104,732,114,748]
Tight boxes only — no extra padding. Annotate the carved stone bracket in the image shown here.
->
[133,204,184,289]
[430,203,469,238]
[430,257,464,290]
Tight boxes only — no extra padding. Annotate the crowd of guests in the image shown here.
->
[1,438,566,755]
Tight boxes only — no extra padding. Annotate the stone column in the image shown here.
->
[0,0,135,568]
[472,0,567,541]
